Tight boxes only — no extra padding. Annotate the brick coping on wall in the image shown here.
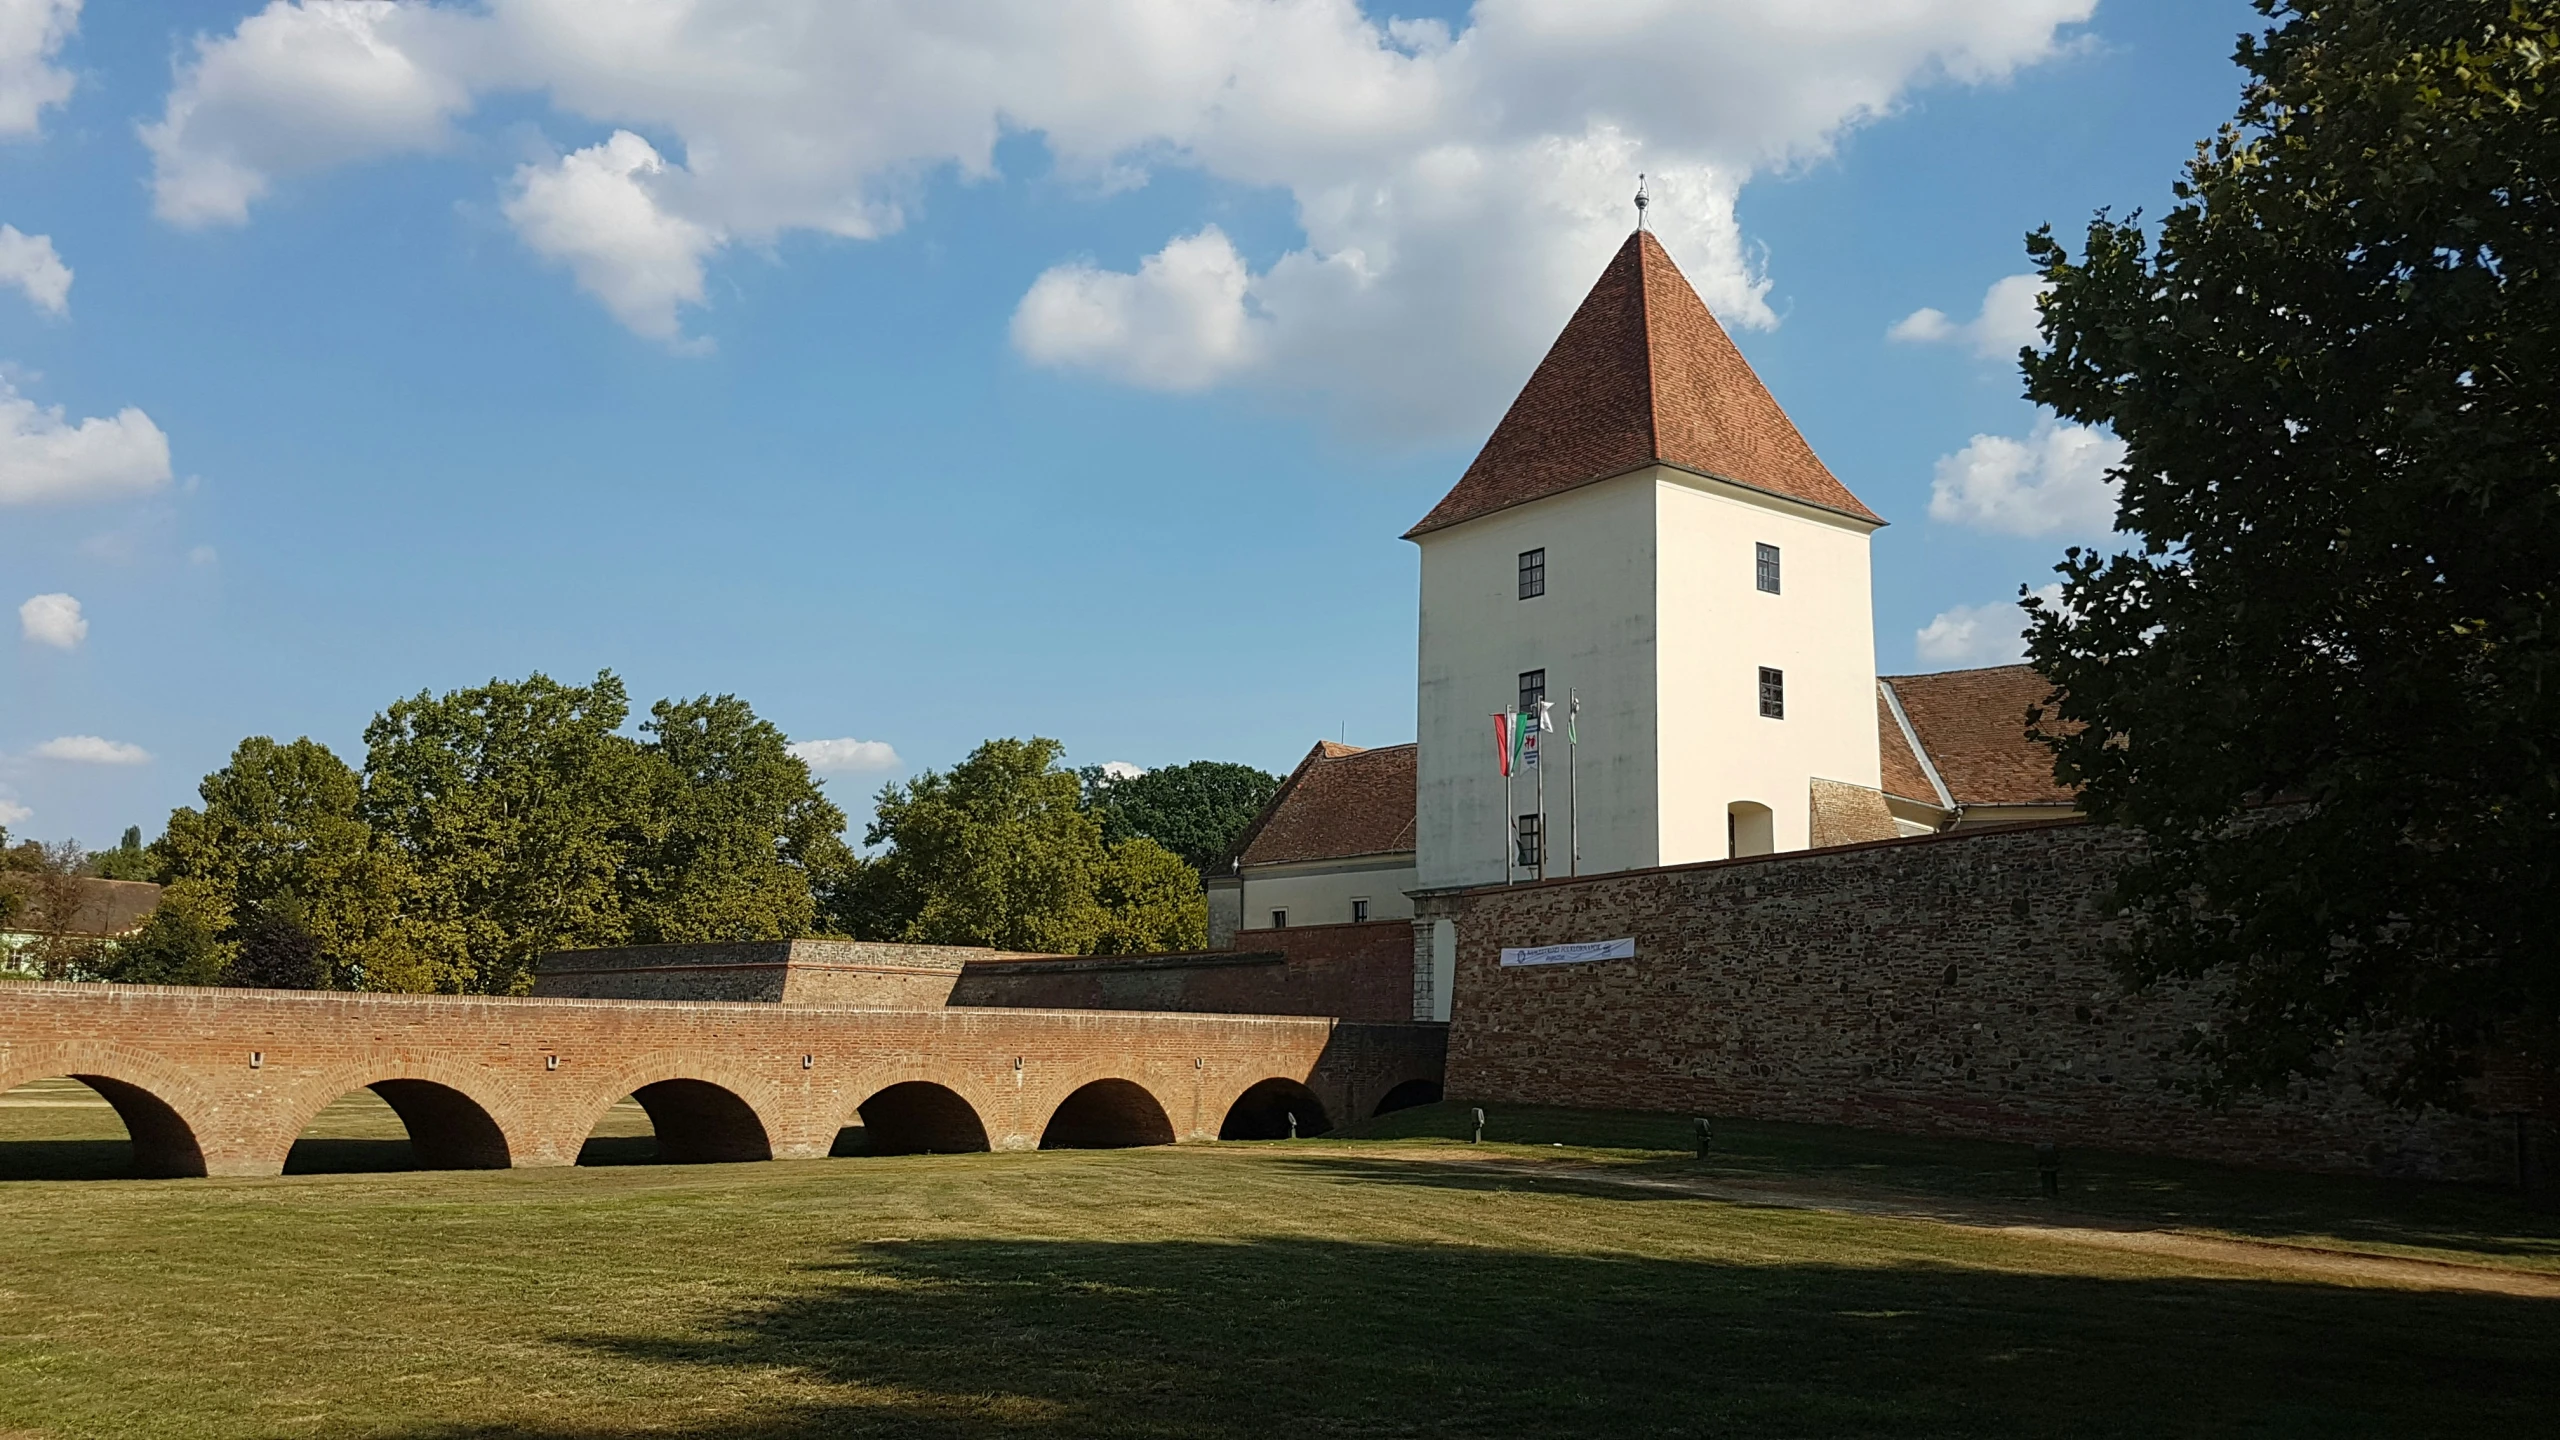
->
[959,952,1287,976]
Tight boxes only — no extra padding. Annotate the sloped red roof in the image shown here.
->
[1234,742,1418,867]
[1881,666,2076,808]
[1408,230,1881,538]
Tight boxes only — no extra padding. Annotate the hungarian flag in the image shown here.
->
[1492,712,1516,777]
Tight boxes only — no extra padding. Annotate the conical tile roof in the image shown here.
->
[1407,230,1880,537]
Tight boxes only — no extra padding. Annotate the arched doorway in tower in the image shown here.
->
[1039,1079,1177,1150]
[832,1081,991,1156]
[0,1074,207,1180]
[284,1080,511,1174]
[1728,801,1776,858]
[1218,1078,1332,1140]
[1372,1079,1444,1116]
[577,1079,772,1166]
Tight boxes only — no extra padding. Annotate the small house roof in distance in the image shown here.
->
[1231,742,1419,868]
[1408,229,1881,538]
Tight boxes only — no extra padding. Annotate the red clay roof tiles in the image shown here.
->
[1408,230,1880,537]
[1881,665,2077,808]
[1234,742,1418,868]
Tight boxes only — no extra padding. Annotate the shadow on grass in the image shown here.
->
[404,1234,2554,1440]
[1341,1102,2560,1269]
[0,1138,134,1181]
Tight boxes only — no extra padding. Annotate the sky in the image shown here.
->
[0,0,2263,849]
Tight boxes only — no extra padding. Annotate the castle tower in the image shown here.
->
[1409,230,1885,892]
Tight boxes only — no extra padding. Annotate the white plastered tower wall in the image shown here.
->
[1654,468,1882,859]
[1414,472,1661,891]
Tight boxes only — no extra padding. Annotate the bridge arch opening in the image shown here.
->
[1373,1079,1444,1116]
[835,1082,990,1157]
[0,1074,207,1180]
[580,1080,772,1166]
[1218,1078,1332,1141]
[1039,1079,1176,1150]
[285,1080,510,1174]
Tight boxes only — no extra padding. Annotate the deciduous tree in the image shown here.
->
[627,694,850,943]
[2022,0,2560,1104]
[847,738,1208,954]
[155,737,421,990]
[1081,761,1283,877]
[361,672,650,994]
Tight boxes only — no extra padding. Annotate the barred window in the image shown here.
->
[1518,548,1546,599]
[1756,542,1781,594]
[1516,814,1543,869]
[1351,898,1369,923]
[1758,667,1785,720]
[1518,669,1546,715]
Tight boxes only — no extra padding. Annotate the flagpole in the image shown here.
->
[1568,688,1580,878]
[1532,703,1548,882]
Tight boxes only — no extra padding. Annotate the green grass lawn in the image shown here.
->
[2,1082,2556,1438]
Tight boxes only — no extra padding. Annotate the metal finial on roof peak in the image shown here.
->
[1634,173,1648,232]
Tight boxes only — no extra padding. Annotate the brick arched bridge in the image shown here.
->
[0,981,1444,1178]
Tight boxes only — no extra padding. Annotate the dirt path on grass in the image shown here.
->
[1278,1146,2560,1299]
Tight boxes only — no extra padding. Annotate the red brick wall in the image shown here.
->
[0,984,1445,1177]
[1441,821,2520,1182]
[950,921,1417,1022]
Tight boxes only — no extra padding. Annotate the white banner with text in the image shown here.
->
[1498,937,1636,968]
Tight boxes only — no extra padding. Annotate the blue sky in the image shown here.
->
[0,0,2259,847]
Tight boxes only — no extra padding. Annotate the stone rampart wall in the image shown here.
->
[1441,821,2518,1181]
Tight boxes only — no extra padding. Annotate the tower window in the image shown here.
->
[1518,548,1545,599]
[1518,669,1546,715]
[1516,814,1543,869]
[1758,667,1785,719]
[1756,543,1781,594]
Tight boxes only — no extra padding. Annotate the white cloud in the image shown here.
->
[505,131,722,346]
[188,544,218,565]
[1928,414,2122,537]
[0,798,29,825]
[1097,761,1146,780]
[140,0,2097,435]
[33,734,150,765]
[0,0,76,139]
[1014,227,1257,391]
[1915,583,2062,667]
[788,737,902,773]
[142,0,475,227]
[17,590,82,648]
[0,225,69,314]
[1890,272,2048,358]
[0,378,174,506]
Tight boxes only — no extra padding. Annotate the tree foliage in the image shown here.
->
[155,736,417,990]
[87,827,159,882]
[151,673,848,995]
[1080,761,1283,877]
[2021,0,2560,1105]
[90,905,224,987]
[628,695,850,945]
[362,673,653,994]
[843,738,1208,953]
